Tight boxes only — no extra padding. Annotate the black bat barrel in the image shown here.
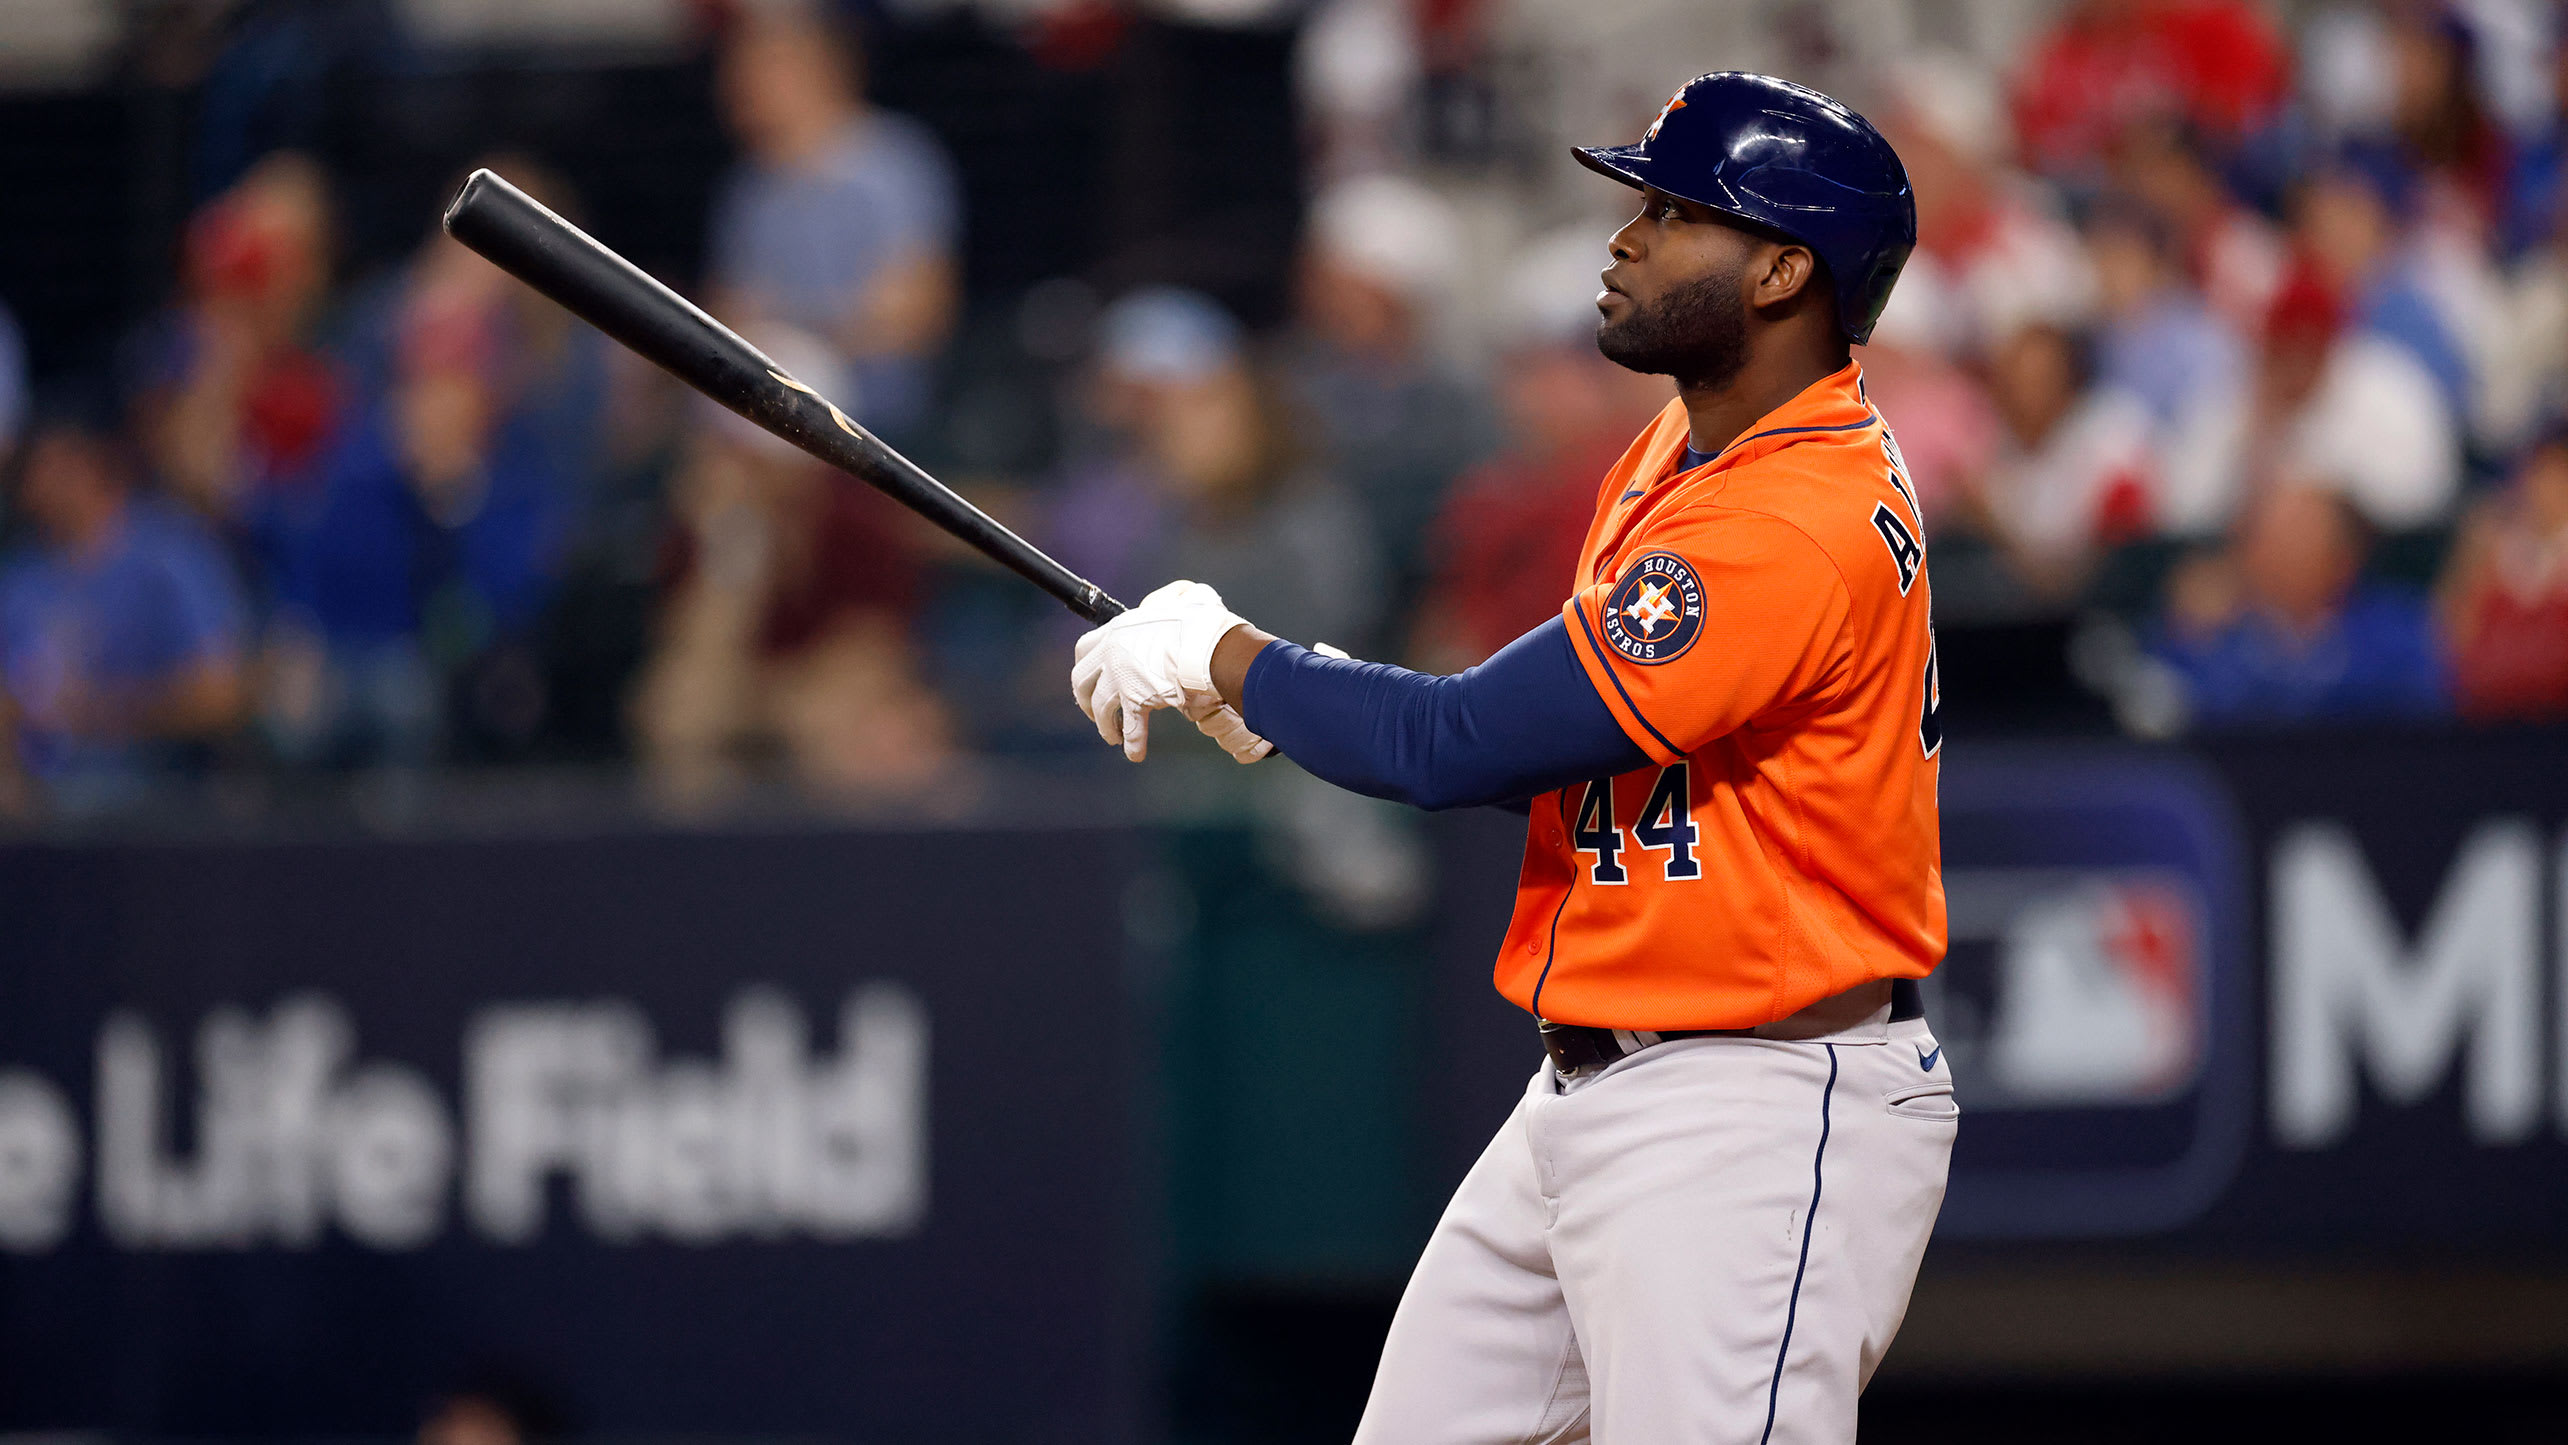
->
[442,168,1124,623]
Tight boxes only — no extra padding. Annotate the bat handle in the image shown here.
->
[1080,586,1126,623]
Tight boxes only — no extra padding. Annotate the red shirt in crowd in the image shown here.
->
[1411,429,1638,667]
[663,471,923,659]
[2449,535,2568,721]
[2013,0,2290,175]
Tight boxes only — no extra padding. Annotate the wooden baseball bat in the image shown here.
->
[441,168,1125,623]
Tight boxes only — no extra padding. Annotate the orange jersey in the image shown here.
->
[1493,361,1946,1030]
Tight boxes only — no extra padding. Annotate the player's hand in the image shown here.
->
[1070,580,1250,762]
[1182,689,1272,764]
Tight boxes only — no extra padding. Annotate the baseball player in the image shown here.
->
[1072,73,1951,1443]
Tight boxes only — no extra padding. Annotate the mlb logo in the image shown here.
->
[1946,874,2205,1109]
[1931,754,2251,1240]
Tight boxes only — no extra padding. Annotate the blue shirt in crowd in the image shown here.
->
[253,395,570,653]
[2501,129,2565,259]
[0,498,247,788]
[2150,584,2450,727]
[710,112,961,434]
[2096,290,2244,426]
[2355,273,2471,422]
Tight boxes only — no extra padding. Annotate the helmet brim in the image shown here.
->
[1573,143,1750,233]
[1572,144,1652,192]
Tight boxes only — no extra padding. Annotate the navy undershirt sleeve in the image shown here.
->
[1238,615,1651,812]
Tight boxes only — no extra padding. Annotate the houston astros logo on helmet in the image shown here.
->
[1644,85,1691,142]
[1602,551,1706,664]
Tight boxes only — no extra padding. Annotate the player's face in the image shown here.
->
[1595,189,1759,389]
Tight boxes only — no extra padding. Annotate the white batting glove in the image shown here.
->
[1070,580,1250,762]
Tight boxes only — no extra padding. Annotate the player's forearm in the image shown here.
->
[1231,617,1648,812]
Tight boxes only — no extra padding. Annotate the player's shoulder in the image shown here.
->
[1669,420,1922,600]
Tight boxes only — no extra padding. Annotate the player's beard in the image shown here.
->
[1596,262,1749,391]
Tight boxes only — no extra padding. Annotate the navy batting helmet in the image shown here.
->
[1576,73,1915,345]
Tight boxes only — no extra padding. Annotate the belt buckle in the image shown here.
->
[1537,1018,1613,1078]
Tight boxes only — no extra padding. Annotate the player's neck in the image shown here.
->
[1677,330,1849,457]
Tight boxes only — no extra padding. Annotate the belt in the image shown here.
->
[1538,979,1926,1079]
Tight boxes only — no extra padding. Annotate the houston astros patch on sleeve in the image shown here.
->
[1601,552,1706,664]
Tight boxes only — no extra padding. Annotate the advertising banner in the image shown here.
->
[0,827,1145,1442]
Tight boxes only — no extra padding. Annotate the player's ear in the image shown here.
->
[1751,243,1819,313]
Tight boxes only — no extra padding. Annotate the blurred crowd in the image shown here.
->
[1846,0,2568,736]
[5,0,2568,820]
